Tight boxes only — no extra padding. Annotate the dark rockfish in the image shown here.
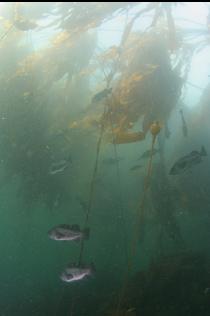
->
[92,88,112,104]
[179,109,188,137]
[48,224,89,241]
[169,146,207,175]
[49,155,72,175]
[60,263,95,283]
[102,157,123,165]
[130,164,142,171]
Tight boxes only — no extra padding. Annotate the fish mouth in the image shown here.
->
[61,272,74,282]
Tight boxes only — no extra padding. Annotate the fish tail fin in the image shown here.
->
[201,146,207,156]
[83,227,90,240]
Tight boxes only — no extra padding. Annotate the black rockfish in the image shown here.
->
[169,146,207,175]
[49,155,72,175]
[60,263,95,283]
[48,224,89,242]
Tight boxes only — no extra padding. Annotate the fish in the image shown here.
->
[14,17,37,31]
[127,307,136,314]
[49,155,72,175]
[102,157,123,165]
[204,287,210,295]
[129,165,142,171]
[165,121,171,138]
[48,224,90,242]
[179,109,188,137]
[60,263,95,283]
[138,148,159,159]
[91,88,112,104]
[169,146,207,175]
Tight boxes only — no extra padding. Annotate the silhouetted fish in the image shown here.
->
[169,146,207,175]
[130,164,142,171]
[92,88,112,103]
[102,157,123,165]
[179,109,188,137]
[165,121,171,138]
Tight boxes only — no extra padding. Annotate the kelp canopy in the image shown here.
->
[0,2,209,207]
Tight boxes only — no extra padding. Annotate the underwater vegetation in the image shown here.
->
[0,2,203,207]
[122,252,210,316]
[0,2,210,316]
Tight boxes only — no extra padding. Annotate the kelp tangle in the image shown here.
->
[0,2,207,211]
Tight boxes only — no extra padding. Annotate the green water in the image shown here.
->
[0,2,210,316]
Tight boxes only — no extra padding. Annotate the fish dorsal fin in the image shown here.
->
[70,224,80,231]
[200,146,207,156]
[59,224,71,229]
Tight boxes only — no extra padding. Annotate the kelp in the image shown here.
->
[0,4,209,316]
[99,251,210,316]
[78,30,183,145]
[123,252,210,316]
[0,15,96,208]
[0,2,207,207]
[149,161,184,250]
[55,2,136,34]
